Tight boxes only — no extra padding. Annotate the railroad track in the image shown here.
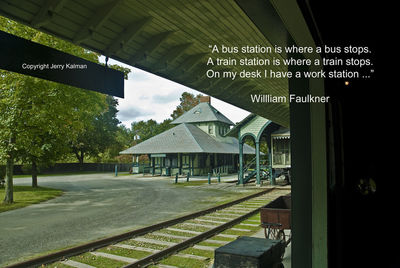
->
[5,188,290,268]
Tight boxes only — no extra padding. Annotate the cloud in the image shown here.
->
[152,93,180,104]
[117,106,154,122]
[101,57,250,128]
[128,69,153,81]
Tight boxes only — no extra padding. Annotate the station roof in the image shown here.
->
[171,102,234,126]
[271,127,290,137]
[120,123,255,155]
[225,113,259,138]
[0,0,319,128]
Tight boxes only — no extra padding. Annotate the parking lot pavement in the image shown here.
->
[0,173,256,266]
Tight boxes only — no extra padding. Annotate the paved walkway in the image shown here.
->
[0,173,265,266]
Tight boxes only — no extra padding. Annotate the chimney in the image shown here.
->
[200,96,211,104]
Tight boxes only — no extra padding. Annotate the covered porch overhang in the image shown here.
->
[0,0,328,267]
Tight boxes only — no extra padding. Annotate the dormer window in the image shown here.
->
[208,124,213,134]
[194,109,201,114]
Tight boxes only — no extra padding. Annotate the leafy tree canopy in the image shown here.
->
[0,16,129,200]
[170,92,203,120]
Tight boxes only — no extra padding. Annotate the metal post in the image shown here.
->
[208,173,211,184]
[179,153,182,175]
[115,164,118,176]
[239,141,244,185]
[256,141,260,185]
[187,172,190,182]
[152,157,155,176]
[269,150,275,186]
[175,173,178,184]
[218,173,221,183]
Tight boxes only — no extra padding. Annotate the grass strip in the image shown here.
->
[174,180,209,187]
[97,245,151,259]
[44,262,72,268]
[143,233,183,243]
[180,247,214,259]
[0,186,63,213]
[210,235,236,242]
[159,255,210,268]
[123,240,168,250]
[157,229,195,237]
[173,224,210,232]
[69,252,126,268]
[198,241,224,248]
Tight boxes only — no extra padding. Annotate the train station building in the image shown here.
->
[120,97,257,176]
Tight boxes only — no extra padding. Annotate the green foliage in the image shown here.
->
[170,92,203,120]
[131,118,173,143]
[70,252,126,268]
[70,95,120,164]
[0,25,106,164]
[130,92,202,145]
[0,16,205,185]
[106,63,131,80]
[0,16,125,199]
[0,16,131,167]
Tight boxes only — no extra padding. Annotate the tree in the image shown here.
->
[0,17,108,201]
[70,95,120,165]
[170,92,203,119]
[130,92,203,144]
[106,125,135,161]
[130,118,174,144]
[131,119,160,142]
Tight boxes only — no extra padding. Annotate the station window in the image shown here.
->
[182,155,190,167]
[272,138,291,166]
[208,124,213,134]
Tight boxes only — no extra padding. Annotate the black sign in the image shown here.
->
[0,30,124,98]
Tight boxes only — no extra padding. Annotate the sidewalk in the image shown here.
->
[154,173,291,187]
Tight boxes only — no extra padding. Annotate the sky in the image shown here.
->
[100,57,250,128]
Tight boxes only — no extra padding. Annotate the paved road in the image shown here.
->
[0,173,250,266]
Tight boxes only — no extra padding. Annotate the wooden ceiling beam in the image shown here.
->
[212,80,250,98]
[226,80,251,95]
[238,85,257,98]
[154,43,193,72]
[182,65,209,84]
[105,17,152,56]
[129,31,174,65]
[73,0,123,44]
[194,78,212,91]
[30,0,67,28]
[179,53,208,74]
[210,76,236,92]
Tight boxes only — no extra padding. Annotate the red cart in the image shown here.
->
[260,194,291,246]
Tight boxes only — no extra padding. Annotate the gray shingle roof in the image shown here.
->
[120,123,256,155]
[171,102,234,125]
[272,127,290,136]
[225,113,258,137]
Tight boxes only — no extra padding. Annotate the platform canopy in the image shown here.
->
[0,0,318,127]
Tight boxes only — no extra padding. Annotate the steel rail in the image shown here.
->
[5,188,276,268]
[123,205,262,267]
